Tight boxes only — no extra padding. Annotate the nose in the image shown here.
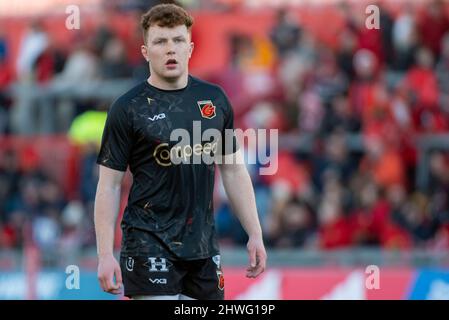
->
[166,40,176,55]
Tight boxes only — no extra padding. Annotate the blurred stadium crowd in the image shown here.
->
[1,0,449,260]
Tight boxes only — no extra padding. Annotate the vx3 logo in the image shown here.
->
[148,113,166,121]
[149,278,167,284]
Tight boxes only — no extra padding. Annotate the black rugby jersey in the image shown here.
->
[97,75,238,260]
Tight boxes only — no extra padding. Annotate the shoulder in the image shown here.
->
[109,81,147,113]
[189,76,232,115]
[190,75,228,97]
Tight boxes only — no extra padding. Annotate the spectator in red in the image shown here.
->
[0,35,12,133]
[404,47,439,109]
[417,0,449,59]
[404,47,448,132]
[349,175,389,246]
[34,39,66,84]
[349,49,381,122]
[339,1,385,66]
[318,173,353,249]
[0,53,12,89]
[348,177,413,249]
[360,134,406,190]
[319,195,353,249]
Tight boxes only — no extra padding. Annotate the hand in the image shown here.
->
[97,254,123,295]
[246,235,267,278]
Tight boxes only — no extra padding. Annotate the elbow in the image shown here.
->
[220,163,249,182]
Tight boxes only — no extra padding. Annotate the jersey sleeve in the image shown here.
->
[220,90,239,156]
[96,98,133,171]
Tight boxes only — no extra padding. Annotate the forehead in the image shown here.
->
[146,24,190,41]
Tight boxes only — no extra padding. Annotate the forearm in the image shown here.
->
[221,165,262,238]
[94,184,121,257]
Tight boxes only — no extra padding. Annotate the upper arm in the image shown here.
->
[96,98,133,172]
[217,148,245,177]
[217,88,239,159]
[97,165,126,189]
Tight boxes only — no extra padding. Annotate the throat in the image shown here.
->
[148,74,189,91]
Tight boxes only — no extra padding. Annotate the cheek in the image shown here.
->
[150,55,165,67]
[148,48,162,59]
[181,47,192,60]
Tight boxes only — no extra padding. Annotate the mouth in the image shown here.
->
[165,59,178,68]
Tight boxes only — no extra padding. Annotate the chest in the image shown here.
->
[131,94,226,145]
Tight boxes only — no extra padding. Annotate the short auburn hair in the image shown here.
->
[141,4,194,43]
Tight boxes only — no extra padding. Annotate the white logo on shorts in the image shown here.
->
[126,257,134,272]
[212,255,221,268]
[146,257,170,272]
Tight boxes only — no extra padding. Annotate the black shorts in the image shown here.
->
[120,254,225,300]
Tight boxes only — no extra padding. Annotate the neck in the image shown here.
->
[147,73,189,91]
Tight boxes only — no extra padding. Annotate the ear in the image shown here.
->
[141,44,149,62]
[189,42,194,58]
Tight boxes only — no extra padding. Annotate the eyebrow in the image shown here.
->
[152,35,186,42]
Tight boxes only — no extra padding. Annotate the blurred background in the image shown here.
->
[1,0,449,300]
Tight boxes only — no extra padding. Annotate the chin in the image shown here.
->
[163,71,185,81]
[162,75,182,83]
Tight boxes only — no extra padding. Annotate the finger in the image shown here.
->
[258,251,267,271]
[246,264,258,277]
[115,266,123,288]
[98,276,106,291]
[108,288,122,295]
[246,263,260,277]
[252,264,265,277]
[248,246,256,268]
[246,252,266,278]
[108,279,120,290]
[98,278,106,291]
[247,265,263,278]
[246,270,255,278]
[105,273,119,291]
